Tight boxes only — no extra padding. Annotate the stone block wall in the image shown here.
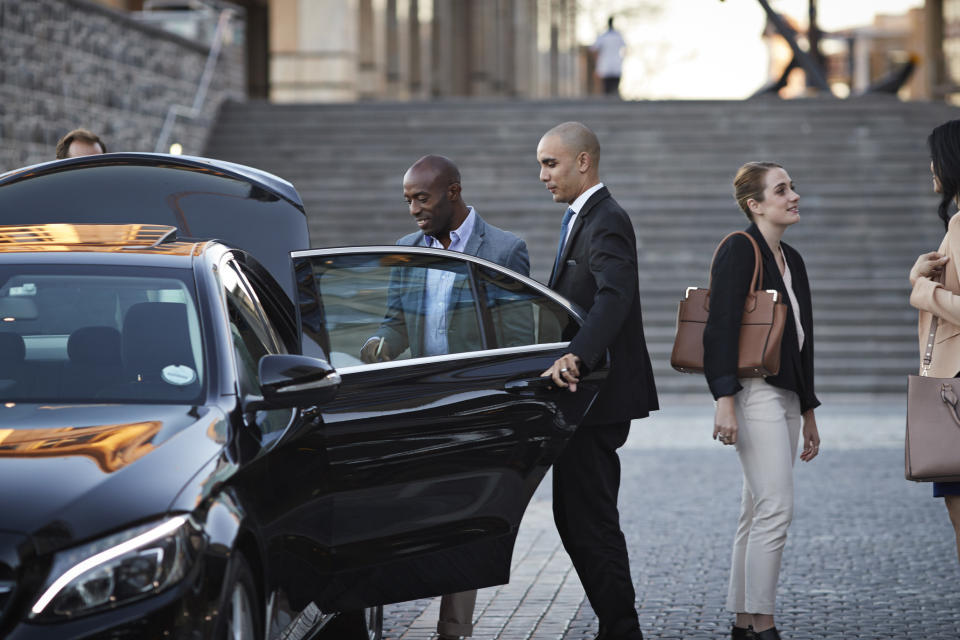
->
[0,0,245,173]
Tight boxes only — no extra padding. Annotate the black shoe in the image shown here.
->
[753,627,781,640]
[732,625,755,639]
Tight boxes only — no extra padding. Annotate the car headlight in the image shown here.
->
[30,515,202,619]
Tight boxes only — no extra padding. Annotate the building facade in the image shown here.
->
[268,0,580,102]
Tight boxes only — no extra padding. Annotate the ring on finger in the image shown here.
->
[560,367,568,373]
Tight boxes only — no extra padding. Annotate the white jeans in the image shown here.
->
[726,377,802,615]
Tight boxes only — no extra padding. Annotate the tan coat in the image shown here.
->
[911,212,960,377]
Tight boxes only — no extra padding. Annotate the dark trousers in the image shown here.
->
[602,76,621,96]
[552,420,641,640]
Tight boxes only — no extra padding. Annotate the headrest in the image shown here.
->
[122,302,194,381]
[0,333,25,364]
[68,326,121,366]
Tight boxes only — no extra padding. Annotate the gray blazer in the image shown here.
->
[378,212,530,358]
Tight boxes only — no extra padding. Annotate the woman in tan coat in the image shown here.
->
[908,119,960,562]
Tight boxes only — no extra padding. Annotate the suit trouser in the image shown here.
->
[553,420,641,640]
[437,590,476,637]
[726,378,802,615]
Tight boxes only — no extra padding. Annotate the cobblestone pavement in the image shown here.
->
[383,395,960,639]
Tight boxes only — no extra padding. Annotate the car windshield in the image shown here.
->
[0,265,204,404]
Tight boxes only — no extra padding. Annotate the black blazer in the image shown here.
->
[702,223,820,413]
[549,186,659,425]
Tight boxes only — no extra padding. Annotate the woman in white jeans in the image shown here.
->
[703,162,821,640]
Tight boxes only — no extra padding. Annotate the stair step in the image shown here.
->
[204,98,960,394]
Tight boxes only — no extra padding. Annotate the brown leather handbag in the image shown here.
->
[905,314,960,481]
[671,231,787,377]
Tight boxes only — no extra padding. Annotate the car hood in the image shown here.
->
[0,403,228,552]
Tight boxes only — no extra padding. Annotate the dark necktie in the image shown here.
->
[552,207,575,278]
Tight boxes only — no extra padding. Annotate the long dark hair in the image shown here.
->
[928,120,960,230]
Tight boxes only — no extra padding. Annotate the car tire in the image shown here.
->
[318,606,383,640]
[215,553,263,640]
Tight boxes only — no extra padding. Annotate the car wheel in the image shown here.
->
[318,606,383,640]
[215,554,262,640]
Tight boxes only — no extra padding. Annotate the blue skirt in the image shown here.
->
[933,482,960,497]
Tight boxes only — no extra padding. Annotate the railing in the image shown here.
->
[154,7,235,153]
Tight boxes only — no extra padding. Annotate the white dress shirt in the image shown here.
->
[779,245,805,351]
[562,182,605,250]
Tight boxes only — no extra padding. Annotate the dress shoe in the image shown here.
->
[752,627,781,640]
[731,625,755,639]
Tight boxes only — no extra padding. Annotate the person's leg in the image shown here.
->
[727,480,755,613]
[731,380,801,630]
[946,495,960,563]
[728,381,756,634]
[437,590,477,638]
[552,421,641,639]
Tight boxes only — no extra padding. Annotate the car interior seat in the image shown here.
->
[0,332,26,396]
[61,326,123,399]
[114,302,200,401]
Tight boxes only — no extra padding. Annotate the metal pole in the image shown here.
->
[154,8,234,154]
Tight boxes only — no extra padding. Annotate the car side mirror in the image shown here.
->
[257,354,340,408]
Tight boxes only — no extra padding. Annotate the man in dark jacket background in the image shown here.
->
[537,121,658,640]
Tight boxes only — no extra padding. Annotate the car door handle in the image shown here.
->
[504,376,558,394]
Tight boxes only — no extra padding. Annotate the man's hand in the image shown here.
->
[542,353,582,392]
[360,337,392,363]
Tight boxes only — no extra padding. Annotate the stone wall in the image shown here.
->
[0,0,245,173]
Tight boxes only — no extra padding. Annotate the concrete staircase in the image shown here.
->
[205,97,959,394]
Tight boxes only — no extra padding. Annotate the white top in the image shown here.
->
[563,182,605,249]
[779,245,805,351]
[421,207,477,356]
[590,29,625,78]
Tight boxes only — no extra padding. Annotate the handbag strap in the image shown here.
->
[921,271,946,376]
[922,315,938,376]
[708,231,762,295]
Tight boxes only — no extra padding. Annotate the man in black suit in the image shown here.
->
[537,122,658,640]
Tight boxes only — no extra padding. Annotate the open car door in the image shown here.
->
[267,246,608,612]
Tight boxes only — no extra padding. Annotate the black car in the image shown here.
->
[0,154,607,639]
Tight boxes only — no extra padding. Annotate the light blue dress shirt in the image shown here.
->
[421,207,477,356]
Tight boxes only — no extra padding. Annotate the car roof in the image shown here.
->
[0,224,205,265]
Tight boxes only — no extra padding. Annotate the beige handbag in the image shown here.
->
[671,231,787,377]
[905,314,960,481]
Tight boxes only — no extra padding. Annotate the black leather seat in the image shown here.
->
[60,326,123,399]
[116,302,200,401]
[0,332,26,396]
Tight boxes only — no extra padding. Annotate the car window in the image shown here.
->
[473,264,575,348]
[296,251,578,368]
[300,253,480,368]
[0,265,204,404]
[235,260,297,355]
[220,260,292,436]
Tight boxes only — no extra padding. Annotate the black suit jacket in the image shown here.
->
[702,223,820,413]
[549,186,659,425]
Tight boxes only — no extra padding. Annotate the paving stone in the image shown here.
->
[383,397,960,639]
